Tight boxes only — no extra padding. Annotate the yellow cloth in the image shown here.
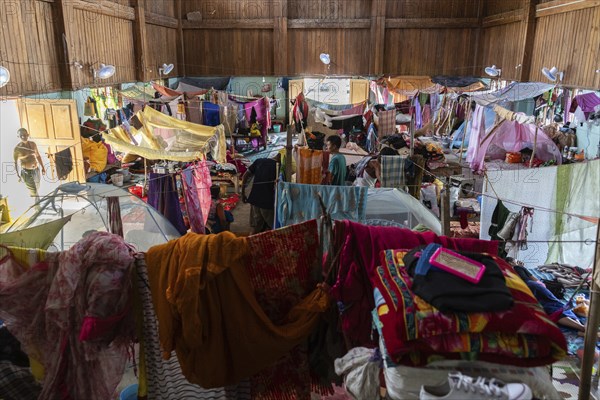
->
[0,216,72,250]
[81,138,108,172]
[103,106,226,163]
[297,147,324,184]
[145,232,329,388]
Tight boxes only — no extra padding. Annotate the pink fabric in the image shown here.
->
[466,104,486,171]
[470,119,563,173]
[341,102,366,116]
[181,162,212,233]
[0,232,135,400]
[330,220,499,348]
[104,143,117,165]
[244,98,268,141]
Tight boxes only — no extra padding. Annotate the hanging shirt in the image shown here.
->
[247,158,277,210]
[328,153,347,186]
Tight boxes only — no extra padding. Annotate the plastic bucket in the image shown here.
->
[111,173,124,187]
[273,124,281,133]
[119,384,138,400]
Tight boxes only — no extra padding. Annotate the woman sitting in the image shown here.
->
[206,185,230,234]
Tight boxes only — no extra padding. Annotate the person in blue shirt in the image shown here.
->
[325,135,346,186]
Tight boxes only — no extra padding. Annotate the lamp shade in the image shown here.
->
[160,63,174,75]
[319,53,331,65]
[97,64,116,79]
[0,66,10,88]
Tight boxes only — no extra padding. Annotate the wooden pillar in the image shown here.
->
[518,0,537,81]
[273,0,288,76]
[370,0,386,75]
[54,0,75,90]
[441,178,451,236]
[472,0,484,76]
[579,224,600,400]
[131,0,148,82]
[176,0,186,77]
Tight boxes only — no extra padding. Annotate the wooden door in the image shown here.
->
[17,99,86,183]
[288,79,304,126]
[349,79,369,104]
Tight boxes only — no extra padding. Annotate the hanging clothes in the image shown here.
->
[377,109,396,137]
[181,163,212,234]
[145,231,330,389]
[297,148,329,184]
[147,173,188,235]
[0,232,136,400]
[52,147,73,180]
[380,155,409,190]
[276,182,368,227]
[107,196,124,237]
[293,93,309,133]
[134,255,251,400]
[202,102,221,126]
[81,138,108,173]
[465,104,487,172]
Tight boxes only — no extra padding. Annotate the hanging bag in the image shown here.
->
[84,97,97,117]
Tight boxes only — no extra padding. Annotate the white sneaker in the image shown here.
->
[420,372,532,400]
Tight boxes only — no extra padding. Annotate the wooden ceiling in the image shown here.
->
[0,0,598,96]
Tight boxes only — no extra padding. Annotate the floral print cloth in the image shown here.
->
[0,232,136,400]
[181,163,212,233]
[374,249,567,367]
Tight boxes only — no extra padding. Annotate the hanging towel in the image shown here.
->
[181,163,212,234]
[202,102,221,126]
[145,231,330,388]
[53,147,73,180]
[147,173,188,235]
[297,148,328,184]
[276,182,368,227]
[380,155,408,190]
[377,109,396,137]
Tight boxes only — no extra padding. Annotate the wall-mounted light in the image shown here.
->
[0,66,10,88]
[515,64,522,69]
[159,63,174,76]
[484,65,501,77]
[541,66,563,82]
[92,63,116,80]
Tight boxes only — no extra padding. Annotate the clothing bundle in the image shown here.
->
[373,247,566,367]
[535,263,591,288]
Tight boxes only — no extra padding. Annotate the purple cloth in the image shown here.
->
[147,173,187,235]
[243,99,268,140]
[414,97,422,129]
[571,93,600,113]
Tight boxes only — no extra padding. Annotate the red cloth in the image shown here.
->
[330,220,499,348]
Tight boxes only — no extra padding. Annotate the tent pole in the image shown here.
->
[579,223,600,400]
[410,107,415,157]
[285,125,293,182]
[529,125,539,168]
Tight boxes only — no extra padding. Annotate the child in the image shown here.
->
[206,185,230,234]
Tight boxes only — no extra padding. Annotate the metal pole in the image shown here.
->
[579,223,600,400]
[440,177,451,236]
[285,125,293,182]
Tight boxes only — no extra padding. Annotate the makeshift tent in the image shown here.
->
[466,105,562,172]
[469,82,555,107]
[0,183,181,251]
[365,188,442,234]
[102,105,227,163]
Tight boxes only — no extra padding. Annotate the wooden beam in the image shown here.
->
[71,0,135,20]
[273,0,288,76]
[175,0,185,76]
[386,18,479,29]
[472,0,484,76]
[182,19,274,29]
[145,12,178,29]
[288,19,370,29]
[482,9,524,28]
[131,0,148,82]
[370,0,386,75]
[536,0,600,17]
[519,0,537,81]
[53,0,74,90]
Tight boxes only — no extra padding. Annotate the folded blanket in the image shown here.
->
[373,249,567,367]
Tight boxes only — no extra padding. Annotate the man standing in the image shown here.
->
[325,135,346,185]
[241,153,280,234]
[13,128,46,203]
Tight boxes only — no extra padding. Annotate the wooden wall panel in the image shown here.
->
[484,0,523,16]
[145,25,179,79]
[105,0,132,6]
[67,9,136,88]
[386,0,481,18]
[479,22,525,81]
[183,29,273,75]
[0,0,61,96]
[383,28,478,76]
[530,6,600,88]
[181,0,273,19]
[287,29,370,75]
[145,0,175,17]
[288,0,371,19]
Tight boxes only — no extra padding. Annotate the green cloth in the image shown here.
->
[328,153,347,186]
[488,200,510,258]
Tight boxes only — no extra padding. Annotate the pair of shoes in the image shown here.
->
[420,372,532,400]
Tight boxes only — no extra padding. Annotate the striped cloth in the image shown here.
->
[380,155,408,190]
[134,255,251,400]
[377,109,396,137]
